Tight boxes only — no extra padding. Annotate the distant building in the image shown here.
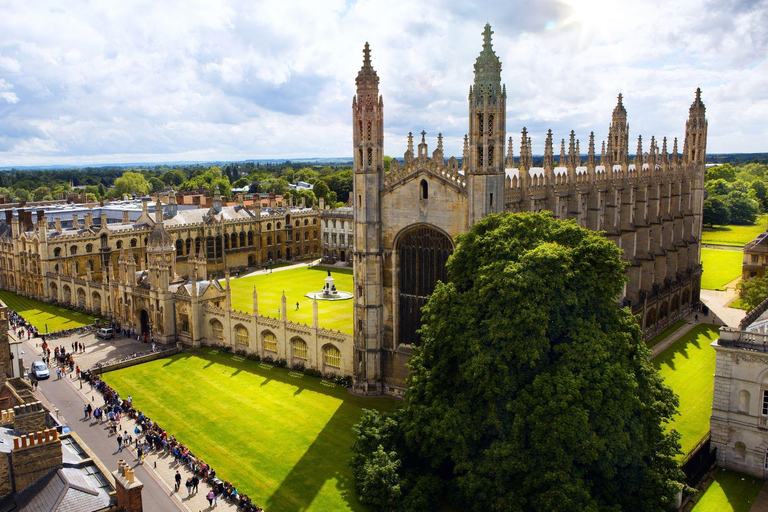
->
[289,181,314,191]
[742,223,768,279]
[320,205,353,265]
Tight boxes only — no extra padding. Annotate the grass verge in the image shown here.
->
[692,468,764,512]
[702,215,767,247]
[653,324,720,459]
[646,320,687,349]
[103,349,398,512]
[701,248,743,290]
[0,290,97,332]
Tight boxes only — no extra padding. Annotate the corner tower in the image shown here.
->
[352,43,384,394]
[607,94,629,166]
[467,24,506,225]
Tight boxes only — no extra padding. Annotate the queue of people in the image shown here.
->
[80,370,265,511]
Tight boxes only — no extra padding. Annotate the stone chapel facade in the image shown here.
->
[352,24,708,395]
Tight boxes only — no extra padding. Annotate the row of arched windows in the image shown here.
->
[208,321,341,368]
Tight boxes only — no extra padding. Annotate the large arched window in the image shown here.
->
[211,320,224,340]
[54,247,61,257]
[292,338,308,360]
[176,239,183,256]
[262,331,278,352]
[70,246,78,255]
[240,232,246,247]
[397,225,453,346]
[324,345,341,368]
[130,238,137,247]
[248,231,254,246]
[420,179,428,199]
[235,325,249,345]
[86,243,93,253]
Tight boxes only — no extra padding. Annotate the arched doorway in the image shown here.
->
[396,225,453,346]
[286,248,292,260]
[140,310,149,338]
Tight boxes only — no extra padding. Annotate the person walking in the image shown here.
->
[83,404,89,419]
[186,477,192,496]
[117,433,123,453]
[192,475,199,493]
[206,490,215,507]
[174,471,181,492]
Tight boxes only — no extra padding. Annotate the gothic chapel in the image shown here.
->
[352,24,707,395]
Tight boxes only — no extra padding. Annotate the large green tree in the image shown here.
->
[725,190,760,225]
[703,196,730,226]
[352,212,683,512]
[738,276,768,310]
[111,171,150,197]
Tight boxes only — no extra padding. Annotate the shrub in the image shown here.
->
[304,368,322,378]
[292,362,306,372]
[246,353,261,361]
[235,349,248,357]
[263,355,274,364]
[275,358,287,368]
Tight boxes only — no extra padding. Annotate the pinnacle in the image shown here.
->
[363,42,371,67]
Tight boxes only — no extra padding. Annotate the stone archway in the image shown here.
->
[140,309,149,337]
[396,224,454,346]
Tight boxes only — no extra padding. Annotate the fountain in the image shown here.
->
[305,270,353,301]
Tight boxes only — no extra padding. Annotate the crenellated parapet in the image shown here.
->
[383,131,466,191]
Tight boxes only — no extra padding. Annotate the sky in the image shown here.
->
[0,0,766,167]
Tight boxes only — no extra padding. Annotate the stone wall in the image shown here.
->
[0,451,11,500]
[10,429,62,493]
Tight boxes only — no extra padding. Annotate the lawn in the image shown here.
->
[0,290,97,333]
[692,469,764,512]
[702,214,767,247]
[701,248,743,290]
[653,324,720,459]
[646,320,687,349]
[103,349,398,512]
[226,266,354,333]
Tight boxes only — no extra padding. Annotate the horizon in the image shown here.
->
[1,1,767,167]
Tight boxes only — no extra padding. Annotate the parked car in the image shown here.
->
[96,328,114,340]
[30,361,49,380]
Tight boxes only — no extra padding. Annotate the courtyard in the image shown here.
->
[701,248,743,291]
[227,266,354,333]
[652,323,720,458]
[0,290,97,332]
[102,349,397,512]
[692,468,764,512]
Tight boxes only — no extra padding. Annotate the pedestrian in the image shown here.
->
[186,477,192,496]
[117,433,123,452]
[296,301,299,310]
[213,488,218,506]
[83,404,89,419]
[695,314,699,322]
[174,471,181,492]
[192,475,199,493]
[55,367,61,380]
[207,490,215,507]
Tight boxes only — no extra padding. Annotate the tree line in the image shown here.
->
[703,162,765,226]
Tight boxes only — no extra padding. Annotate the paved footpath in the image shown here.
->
[19,334,242,512]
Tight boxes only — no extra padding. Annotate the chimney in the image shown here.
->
[113,459,144,512]
[319,197,325,210]
[71,214,79,229]
[84,213,93,229]
[36,210,45,224]
[54,217,62,232]
[4,211,11,225]
[10,428,61,494]
[13,401,46,434]
[100,212,108,228]
[122,211,130,224]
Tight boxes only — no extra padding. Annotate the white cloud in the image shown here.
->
[0,0,765,166]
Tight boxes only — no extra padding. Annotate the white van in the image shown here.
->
[96,328,114,340]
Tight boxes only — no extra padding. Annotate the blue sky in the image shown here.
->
[0,0,766,166]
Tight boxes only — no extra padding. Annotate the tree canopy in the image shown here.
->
[738,276,768,310]
[110,171,150,197]
[703,196,730,226]
[351,212,683,512]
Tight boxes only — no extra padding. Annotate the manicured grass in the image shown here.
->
[702,214,767,247]
[646,320,687,349]
[226,266,353,333]
[103,349,398,512]
[0,290,97,333]
[701,248,743,290]
[692,469,764,512]
[729,297,750,311]
[653,324,720,459]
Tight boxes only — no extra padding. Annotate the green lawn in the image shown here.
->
[701,248,743,290]
[226,266,354,333]
[103,350,398,512]
[729,297,750,311]
[702,215,767,247]
[646,320,687,349]
[692,469,764,512]
[0,290,97,333]
[653,324,720,458]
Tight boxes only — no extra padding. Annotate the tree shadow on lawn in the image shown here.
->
[653,324,718,372]
[182,348,395,511]
[265,401,367,512]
